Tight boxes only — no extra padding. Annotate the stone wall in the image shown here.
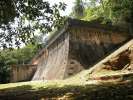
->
[10,65,37,82]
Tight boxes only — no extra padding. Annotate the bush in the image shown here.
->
[0,44,39,83]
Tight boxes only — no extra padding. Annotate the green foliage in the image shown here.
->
[0,44,39,83]
[0,0,16,24]
[107,0,133,24]
[0,0,66,49]
[82,6,103,21]
[82,0,133,26]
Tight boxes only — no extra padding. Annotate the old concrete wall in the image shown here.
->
[64,26,130,78]
[31,25,130,80]
[10,65,37,82]
[19,19,130,81]
[32,32,69,80]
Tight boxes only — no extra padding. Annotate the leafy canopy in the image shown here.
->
[72,0,85,18]
[0,0,66,49]
[74,0,133,26]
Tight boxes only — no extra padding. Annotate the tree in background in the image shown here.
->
[0,0,66,49]
[72,0,85,18]
[0,44,39,83]
[103,0,133,33]
[0,0,67,83]
[79,0,133,28]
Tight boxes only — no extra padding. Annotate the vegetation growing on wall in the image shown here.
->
[72,0,133,27]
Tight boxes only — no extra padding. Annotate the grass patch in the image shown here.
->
[1,68,133,100]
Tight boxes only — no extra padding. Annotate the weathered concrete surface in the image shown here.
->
[68,26,129,68]
[32,33,69,80]
[32,19,131,80]
[64,19,130,78]
[10,65,37,82]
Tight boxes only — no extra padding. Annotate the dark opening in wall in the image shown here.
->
[69,67,74,70]
[68,72,73,76]
[70,61,75,64]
